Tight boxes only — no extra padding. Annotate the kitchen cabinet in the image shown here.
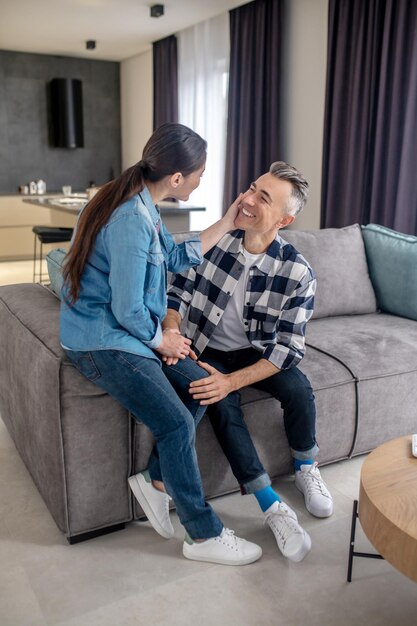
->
[0,195,76,261]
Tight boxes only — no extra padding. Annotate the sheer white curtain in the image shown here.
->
[178,13,229,230]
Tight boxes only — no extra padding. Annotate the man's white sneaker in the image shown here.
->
[295,462,333,518]
[183,528,262,566]
[128,471,174,539]
[265,501,311,562]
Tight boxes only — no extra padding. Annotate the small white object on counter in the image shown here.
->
[412,434,417,458]
[36,180,46,194]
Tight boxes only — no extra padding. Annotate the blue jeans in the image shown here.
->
[160,347,318,495]
[64,349,223,540]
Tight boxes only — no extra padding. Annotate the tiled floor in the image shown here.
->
[1,414,416,626]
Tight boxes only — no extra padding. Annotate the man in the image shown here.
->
[161,161,333,562]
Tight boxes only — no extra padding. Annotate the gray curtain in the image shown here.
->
[223,0,284,212]
[321,0,417,234]
[153,35,178,130]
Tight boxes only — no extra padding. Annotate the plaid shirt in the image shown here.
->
[167,230,316,370]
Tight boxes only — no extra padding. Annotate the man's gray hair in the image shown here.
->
[269,161,309,216]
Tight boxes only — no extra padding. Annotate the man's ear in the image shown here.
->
[170,172,183,188]
[276,214,295,230]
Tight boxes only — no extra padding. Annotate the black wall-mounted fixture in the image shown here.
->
[86,40,96,50]
[48,78,84,149]
[150,4,164,18]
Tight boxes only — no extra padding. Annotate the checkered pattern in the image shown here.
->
[167,230,316,370]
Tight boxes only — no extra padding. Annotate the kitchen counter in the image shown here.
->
[23,195,205,213]
[0,195,205,262]
[23,196,205,232]
[0,192,85,197]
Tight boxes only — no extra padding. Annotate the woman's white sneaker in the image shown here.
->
[295,462,333,518]
[183,528,262,565]
[265,501,311,562]
[128,471,174,539]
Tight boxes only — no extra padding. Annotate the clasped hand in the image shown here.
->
[160,335,233,403]
[157,328,194,360]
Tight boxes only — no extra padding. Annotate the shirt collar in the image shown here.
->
[228,230,245,254]
[231,230,286,274]
[138,185,161,228]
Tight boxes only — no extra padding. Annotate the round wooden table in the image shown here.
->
[359,435,417,582]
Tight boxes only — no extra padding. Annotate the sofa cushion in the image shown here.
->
[306,312,417,379]
[281,224,377,319]
[361,224,417,321]
[305,312,417,455]
[46,248,66,297]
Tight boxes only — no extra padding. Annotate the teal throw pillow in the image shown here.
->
[361,224,417,321]
[46,248,67,298]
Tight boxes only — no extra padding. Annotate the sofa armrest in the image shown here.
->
[0,284,133,538]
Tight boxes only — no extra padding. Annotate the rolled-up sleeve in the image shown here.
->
[261,274,316,370]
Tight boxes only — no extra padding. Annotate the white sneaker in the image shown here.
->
[265,501,311,562]
[128,471,174,539]
[295,462,333,518]
[183,528,262,566]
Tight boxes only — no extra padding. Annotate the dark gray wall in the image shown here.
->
[0,50,121,193]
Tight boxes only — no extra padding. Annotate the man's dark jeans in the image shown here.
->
[163,347,318,495]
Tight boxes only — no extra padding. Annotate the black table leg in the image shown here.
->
[347,499,384,582]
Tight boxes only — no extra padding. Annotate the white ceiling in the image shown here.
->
[0,0,250,62]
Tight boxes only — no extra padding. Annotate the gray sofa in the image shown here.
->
[1,223,416,542]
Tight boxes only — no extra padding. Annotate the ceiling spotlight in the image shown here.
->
[150,4,164,18]
[86,40,96,50]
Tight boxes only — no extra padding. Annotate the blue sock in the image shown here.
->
[294,458,314,472]
[254,486,281,512]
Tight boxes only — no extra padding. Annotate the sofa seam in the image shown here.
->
[57,362,71,535]
[355,368,417,381]
[305,341,360,458]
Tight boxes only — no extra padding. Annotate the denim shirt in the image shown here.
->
[60,186,202,362]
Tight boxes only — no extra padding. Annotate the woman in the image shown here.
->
[60,123,262,566]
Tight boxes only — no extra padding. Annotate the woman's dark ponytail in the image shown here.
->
[63,123,206,304]
[63,162,146,303]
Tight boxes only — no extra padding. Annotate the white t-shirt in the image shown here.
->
[208,247,265,351]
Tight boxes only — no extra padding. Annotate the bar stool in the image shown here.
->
[32,226,73,283]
